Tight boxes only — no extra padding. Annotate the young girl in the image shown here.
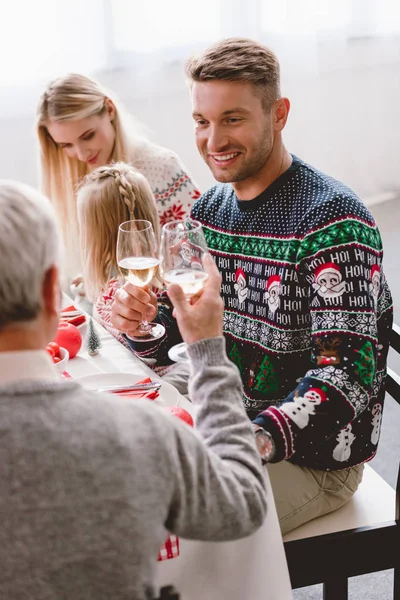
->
[37,73,200,283]
[77,160,157,296]
[77,162,181,370]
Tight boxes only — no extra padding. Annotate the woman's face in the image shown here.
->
[46,103,116,171]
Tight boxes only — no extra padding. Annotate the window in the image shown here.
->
[0,1,107,86]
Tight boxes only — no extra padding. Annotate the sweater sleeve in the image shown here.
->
[161,337,267,540]
[124,292,183,366]
[93,280,182,366]
[253,206,392,463]
[155,151,201,226]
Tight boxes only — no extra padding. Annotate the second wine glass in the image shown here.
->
[159,219,209,361]
[117,219,165,342]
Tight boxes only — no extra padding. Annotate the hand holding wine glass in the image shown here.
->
[159,219,212,359]
[167,253,224,345]
[159,219,209,301]
[117,220,165,341]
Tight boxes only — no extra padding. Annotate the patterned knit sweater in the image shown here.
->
[192,155,393,470]
[134,142,201,226]
[130,155,393,471]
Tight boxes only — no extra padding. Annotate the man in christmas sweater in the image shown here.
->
[110,38,393,534]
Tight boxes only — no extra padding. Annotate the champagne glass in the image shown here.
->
[117,220,165,342]
[159,219,209,361]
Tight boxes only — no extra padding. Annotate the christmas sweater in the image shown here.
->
[118,155,393,471]
[190,155,393,470]
[133,142,201,226]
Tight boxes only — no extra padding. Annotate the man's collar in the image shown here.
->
[0,350,60,385]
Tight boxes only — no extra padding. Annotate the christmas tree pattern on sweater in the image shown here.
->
[191,155,393,470]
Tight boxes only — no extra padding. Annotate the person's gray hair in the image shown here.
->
[0,180,61,329]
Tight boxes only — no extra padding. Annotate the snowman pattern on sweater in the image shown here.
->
[333,423,356,462]
[370,403,382,445]
[281,386,328,429]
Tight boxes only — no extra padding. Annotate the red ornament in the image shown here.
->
[54,322,82,359]
[164,406,194,427]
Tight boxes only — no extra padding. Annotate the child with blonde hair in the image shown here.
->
[77,162,166,347]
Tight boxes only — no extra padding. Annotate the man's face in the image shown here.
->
[191,80,275,185]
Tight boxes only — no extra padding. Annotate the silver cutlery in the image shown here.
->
[96,381,162,393]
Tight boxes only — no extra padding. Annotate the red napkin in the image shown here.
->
[112,377,160,401]
[158,535,180,561]
[60,304,86,327]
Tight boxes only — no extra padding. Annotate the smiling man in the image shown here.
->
[110,38,393,536]
[185,38,393,535]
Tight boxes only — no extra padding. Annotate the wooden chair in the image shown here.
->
[283,324,400,599]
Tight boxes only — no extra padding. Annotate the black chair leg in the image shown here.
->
[323,577,348,600]
[156,586,180,600]
[394,565,400,600]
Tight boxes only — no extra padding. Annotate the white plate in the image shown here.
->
[76,372,183,408]
[168,342,189,363]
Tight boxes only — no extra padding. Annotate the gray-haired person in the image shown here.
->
[0,181,266,600]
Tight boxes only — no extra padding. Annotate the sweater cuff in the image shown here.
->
[253,407,294,463]
[186,336,227,368]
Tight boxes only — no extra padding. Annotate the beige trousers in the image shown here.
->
[267,460,365,536]
[163,364,365,536]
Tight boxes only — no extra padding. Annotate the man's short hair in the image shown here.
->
[0,181,61,329]
[185,37,281,110]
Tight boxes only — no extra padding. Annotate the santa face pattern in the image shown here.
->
[370,264,381,308]
[234,268,249,305]
[191,154,393,470]
[265,275,281,316]
[312,262,347,299]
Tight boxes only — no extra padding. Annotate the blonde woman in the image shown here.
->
[37,73,200,282]
[77,162,182,369]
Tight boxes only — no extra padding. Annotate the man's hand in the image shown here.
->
[167,254,223,344]
[110,282,158,338]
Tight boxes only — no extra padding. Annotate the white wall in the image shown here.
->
[1,37,399,204]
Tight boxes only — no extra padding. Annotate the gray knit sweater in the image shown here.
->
[0,337,266,600]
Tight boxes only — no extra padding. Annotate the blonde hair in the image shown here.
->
[77,162,161,300]
[185,37,281,110]
[36,73,147,244]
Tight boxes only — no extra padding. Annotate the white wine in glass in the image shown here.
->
[163,268,209,300]
[118,256,160,287]
[117,220,165,342]
[159,219,209,361]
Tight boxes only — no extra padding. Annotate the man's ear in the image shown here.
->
[273,97,290,132]
[42,264,61,318]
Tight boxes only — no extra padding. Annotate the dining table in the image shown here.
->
[62,294,293,599]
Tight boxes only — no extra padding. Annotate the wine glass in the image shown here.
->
[159,219,209,361]
[117,220,165,342]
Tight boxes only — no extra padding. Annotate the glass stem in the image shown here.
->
[140,319,151,332]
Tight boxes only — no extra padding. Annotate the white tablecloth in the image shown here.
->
[63,294,292,600]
